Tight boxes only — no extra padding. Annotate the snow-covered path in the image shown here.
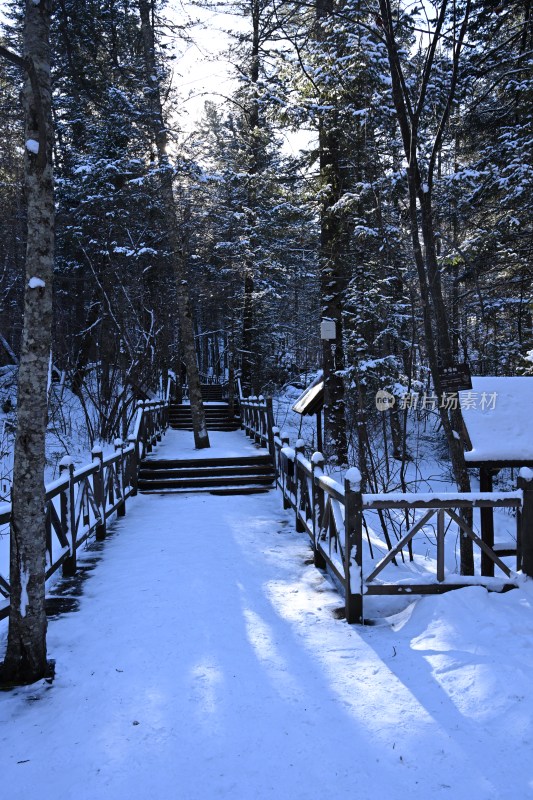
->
[145,429,270,460]
[1,486,533,799]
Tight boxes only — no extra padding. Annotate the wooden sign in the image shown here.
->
[439,363,472,393]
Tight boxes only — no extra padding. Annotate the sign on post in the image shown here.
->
[439,363,472,393]
[321,318,336,340]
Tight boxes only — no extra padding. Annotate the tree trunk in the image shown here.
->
[316,0,348,466]
[378,0,474,572]
[1,0,54,684]
[138,0,209,448]
[240,0,261,392]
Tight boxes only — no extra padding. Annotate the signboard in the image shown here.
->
[439,363,472,393]
[321,318,336,340]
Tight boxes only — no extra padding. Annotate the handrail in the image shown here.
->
[166,374,175,403]
[239,390,530,624]
[0,398,169,621]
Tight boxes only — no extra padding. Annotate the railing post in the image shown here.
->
[294,439,305,532]
[311,452,326,568]
[157,403,163,441]
[250,396,257,442]
[344,469,364,624]
[518,468,533,576]
[272,426,280,479]
[115,438,126,517]
[60,457,76,577]
[480,466,496,577]
[128,434,139,497]
[146,403,153,450]
[281,432,290,509]
[255,397,261,443]
[91,446,107,540]
[45,501,52,569]
[257,395,265,445]
[436,509,445,582]
[139,401,147,458]
[265,397,275,460]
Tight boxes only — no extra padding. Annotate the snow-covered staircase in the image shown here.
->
[138,454,276,495]
[169,403,240,432]
[200,383,224,401]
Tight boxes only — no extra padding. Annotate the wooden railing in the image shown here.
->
[240,394,275,457]
[240,394,532,623]
[0,399,168,621]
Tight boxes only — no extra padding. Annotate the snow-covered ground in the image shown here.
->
[1,469,533,799]
[147,429,269,460]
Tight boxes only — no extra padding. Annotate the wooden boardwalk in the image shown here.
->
[1,474,522,800]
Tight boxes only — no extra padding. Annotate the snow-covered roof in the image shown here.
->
[292,380,324,416]
[460,376,533,464]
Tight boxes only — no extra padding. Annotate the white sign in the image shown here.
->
[320,319,336,340]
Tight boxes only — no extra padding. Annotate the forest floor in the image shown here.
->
[1,430,533,799]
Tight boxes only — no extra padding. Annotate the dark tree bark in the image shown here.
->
[378,0,474,572]
[240,0,261,392]
[138,0,209,448]
[0,0,54,684]
[316,0,348,465]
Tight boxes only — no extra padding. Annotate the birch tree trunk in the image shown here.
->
[138,0,209,449]
[1,0,54,684]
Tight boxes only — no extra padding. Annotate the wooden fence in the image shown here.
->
[0,399,168,621]
[240,394,275,456]
[240,394,532,623]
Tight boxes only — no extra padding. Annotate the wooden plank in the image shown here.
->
[45,475,69,502]
[84,477,102,521]
[466,460,533,469]
[73,478,87,535]
[49,498,69,549]
[518,473,533,577]
[75,527,92,549]
[437,509,445,582]
[316,475,345,503]
[445,508,512,578]
[45,548,69,580]
[365,582,516,596]
[72,462,99,482]
[103,450,123,467]
[331,498,345,533]
[363,497,521,510]
[317,542,346,585]
[297,508,313,539]
[480,468,495,577]
[344,476,364,624]
[365,509,436,583]
[0,572,10,597]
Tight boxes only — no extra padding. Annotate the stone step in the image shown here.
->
[169,413,233,418]
[139,452,276,495]
[138,474,275,491]
[140,464,275,480]
[169,420,240,431]
[142,455,272,469]
[140,486,272,496]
